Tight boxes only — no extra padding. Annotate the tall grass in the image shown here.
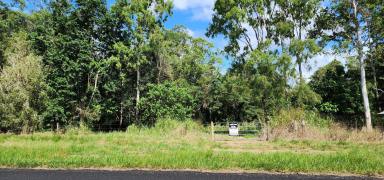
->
[270,108,332,129]
[0,119,383,176]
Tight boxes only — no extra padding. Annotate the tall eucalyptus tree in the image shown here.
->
[311,0,383,131]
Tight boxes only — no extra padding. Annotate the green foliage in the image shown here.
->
[246,49,293,120]
[0,6,28,69]
[288,39,321,80]
[319,102,339,113]
[0,0,25,9]
[291,82,321,109]
[0,32,47,133]
[275,0,321,80]
[371,46,384,111]
[207,0,321,81]
[206,0,322,122]
[139,81,196,125]
[220,74,253,121]
[207,1,273,56]
[310,60,364,118]
[311,0,383,130]
[29,0,110,128]
[197,48,295,123]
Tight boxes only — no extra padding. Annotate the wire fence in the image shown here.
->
[202,119,384,141]
[88,119,384,132]
[92,124,128,132]
[204,121,264,136]
[64,116,384,140]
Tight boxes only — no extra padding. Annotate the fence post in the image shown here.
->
[266,121,269,141]
[56,122,60,132]
[211,121,214,141]
[301,120,305,138]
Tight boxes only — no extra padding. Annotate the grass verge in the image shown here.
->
[0,119,383,176]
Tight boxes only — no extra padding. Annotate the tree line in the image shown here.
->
[0,0,383,133]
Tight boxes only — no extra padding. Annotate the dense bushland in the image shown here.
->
[0,0,383,133]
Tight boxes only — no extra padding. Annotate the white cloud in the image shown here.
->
[186,28,195,37]
[172,0,215,21]
[172,0,215,10]
[191,7,214,21]
[185,28,209,39]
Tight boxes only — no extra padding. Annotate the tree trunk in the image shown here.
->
[120,100,123,129]
[135,66,140,124]
[298,62,303,82]
[156,53,161,84]
[119,70,123,129]
[298,19,303,83]
[359,53,372,131]
[353,0,372,131]
[89,71,99,106]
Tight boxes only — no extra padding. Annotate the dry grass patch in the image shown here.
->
[269,123,384,142]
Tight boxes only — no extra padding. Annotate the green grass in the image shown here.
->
[0,119,383,176]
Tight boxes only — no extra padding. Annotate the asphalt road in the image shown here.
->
[0,169,380,180]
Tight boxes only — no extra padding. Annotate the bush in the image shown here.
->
[291,83,321,109]
[270,108,331,129]
[139,81,197,125]
[319,102,339,113]
[0,32,47,133]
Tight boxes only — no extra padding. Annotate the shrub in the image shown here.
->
[291,83,321,109]
[270,108,331,129]
[139,81,197,125]
[0,32,47,133]
[319,102,339,113]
